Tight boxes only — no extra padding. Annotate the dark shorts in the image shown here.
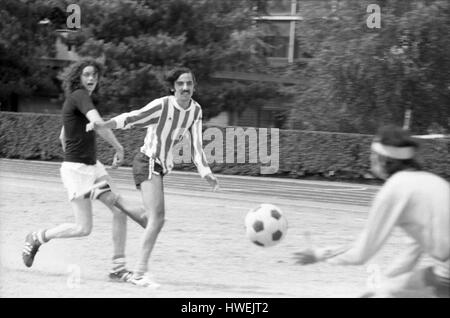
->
[132,152,165,190]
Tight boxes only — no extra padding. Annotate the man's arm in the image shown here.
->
[189,111,219,191]
[326,181,406,265]
[59,126,66,152]
[85,109,124,168]
[86,99,162,132]
[295,177,407,266]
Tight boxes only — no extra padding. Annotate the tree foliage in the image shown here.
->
[3,0,448,133]
[56,0,278,116]
[288,0,450,134]
[0,0,59,108]
[1,0,280,117]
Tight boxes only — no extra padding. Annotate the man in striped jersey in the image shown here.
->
[87,67,219,287]
[294,125,449,298]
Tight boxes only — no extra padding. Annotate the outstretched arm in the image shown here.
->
[85,109,124,168]
[86,118,117,131]
[295,178,407,266]
[86,99,163,132]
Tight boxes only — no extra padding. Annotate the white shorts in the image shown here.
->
[60,161,108,201]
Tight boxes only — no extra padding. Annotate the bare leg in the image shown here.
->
[97,195,128,258]
[94,175,127,259]
[134,175,165,276]
[364,269,435,298]
[95,175,147,228]
[113,196,147,228]
[45,198,93,239]
[22,197,93,267]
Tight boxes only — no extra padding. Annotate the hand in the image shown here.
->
[293,249,319,265]
[204,173,219,192]
[294,245,348,265]
[293,231,318,265]
[86,121,108,132]
[111,148,124,169]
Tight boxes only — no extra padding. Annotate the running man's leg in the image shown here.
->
[90,164,135,281]
[94,175,127,259]
[92,174,147,280]
[44,198,93,239]
[22,198,93,267]
[94,174,147,228]
[23,161,98,268]
[131,175,165,285]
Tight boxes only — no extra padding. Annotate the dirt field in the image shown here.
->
[0,161,433,298]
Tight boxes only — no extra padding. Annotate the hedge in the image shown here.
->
[1,112,449,182]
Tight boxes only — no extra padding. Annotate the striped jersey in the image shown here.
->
[112,95,211,177]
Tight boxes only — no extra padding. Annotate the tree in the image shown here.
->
[287,0,450,134]
[1,0,284,120]
[57,0,280,117]
[0,0,59,110]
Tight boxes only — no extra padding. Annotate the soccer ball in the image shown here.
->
[245,203,288,247]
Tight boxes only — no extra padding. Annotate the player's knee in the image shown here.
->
[75,224,92,237]
[153,212,165,230]
[156,215,165,229]
[98,191,120,208]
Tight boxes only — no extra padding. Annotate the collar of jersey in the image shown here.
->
[169,95,194,112]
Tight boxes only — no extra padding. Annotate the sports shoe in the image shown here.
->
[22,232,42,268]
[128,273,161,288]
[109,268,134,282]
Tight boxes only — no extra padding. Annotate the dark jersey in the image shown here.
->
[62,89,97,165]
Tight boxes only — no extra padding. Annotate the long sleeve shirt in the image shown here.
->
[327,170,450,278]
[112,95,211,178]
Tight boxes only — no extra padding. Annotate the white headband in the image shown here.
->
[371,142,416,160]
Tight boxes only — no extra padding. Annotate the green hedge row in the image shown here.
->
[1,112,449,182]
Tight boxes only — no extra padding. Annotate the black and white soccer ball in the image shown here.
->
[245,203,288,247]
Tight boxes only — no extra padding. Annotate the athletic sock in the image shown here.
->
[35,229,48,245]
[134,263,148,278]
[111,256,126,273]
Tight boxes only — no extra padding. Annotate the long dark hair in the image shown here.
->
[374,125,422,177]
[61,58,104,96]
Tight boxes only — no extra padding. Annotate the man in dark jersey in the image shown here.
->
[22,59,147,282]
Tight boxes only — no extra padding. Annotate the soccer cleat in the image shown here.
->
[22,232,42,268]
[109,268,134,282]
[128,273,161,288]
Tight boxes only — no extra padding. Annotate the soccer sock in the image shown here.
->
[134,262,148,278]
[111,256,126,273]
[36,229,49,245]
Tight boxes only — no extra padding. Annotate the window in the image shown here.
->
[253,0,302,64]
[258,21,290,58]
[257,0,296,15]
